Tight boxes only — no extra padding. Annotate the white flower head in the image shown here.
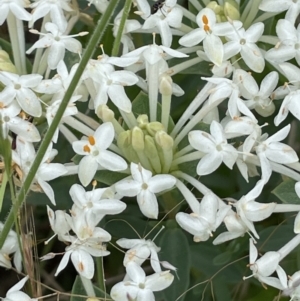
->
[2,276,37,301]
[176,193,231,242]
[114,162,176,219]
[256,124,298,183]
[72,122,128,187]
[110,262,174,301]
[233,180,276,239]
[143,0,183,47]
[246,238,287,290]
[0,71,42,117]
[188,121,238,176]
[0,0,32,26]
[117,238,162,272]
[12,137,67,205]
[224,22,265,72]
[26,22,87,70]
[259,0,300,24]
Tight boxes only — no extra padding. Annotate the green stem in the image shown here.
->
[0,0,120,249]
[7,12,26,74]
[111,0,132,56]
[96,257,105,293]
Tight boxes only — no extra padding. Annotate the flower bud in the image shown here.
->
[159,75,173,96]
[96,104,115,121]
[0,50,17,74]
[146,122,165,137]
[137,114,149,129]
[117,130,139,163]
[224,0,240,20]
[132,126,145,151]
[155,131,174,150]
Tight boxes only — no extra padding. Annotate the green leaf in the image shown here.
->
[70,276,109,301]
[272,178,300,204]
[158,223,190,301]
[94,170,128,186]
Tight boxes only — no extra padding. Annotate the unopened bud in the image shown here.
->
[146,122,165,137]
[159,75,173,96]
[132,126,145,151]
[96,104,115,121]
[117,130,131,149]
[224,0,240,20]
[0,50,17,74]
[155,131,174,150]
[137,114,149,129]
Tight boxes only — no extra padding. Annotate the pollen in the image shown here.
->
[83,144,91,152]
[88,135,96,145]
[78,261,84,272]
[202,15,210,31]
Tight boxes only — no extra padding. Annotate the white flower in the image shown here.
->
[54,211,111,279]
[35,60,86,100]
[29,0,73,30]
[26,22,87,70]
[114,162,176,219]
[69,184,126,225]
[72,122,128,187]
[0,223,22,272]
[235,69,278,117]
[110,262,174,301]
[12,137,67,205]
[256,124,298,183]
[87,0,109,14]
[0,95,40,142]
[46,206,71,242]
[143,0,183,47]
[213,210,249,244]
[259,0,300,24]
[92,69,138,113]
[46,95,80,143]
[188,121,238,176]
[0,0,31,26]
[247,239,287,290]
[282,271,300,300]
[0,71,42,117]
[274,89,300,125]
[265,19,300,64]
[179,8,242,66]
[224,22,265,72]
[117,238,162,272]
[233,180,276,239]
[176,193,230,242]
[123,43,188,66]
[2,276,37,301]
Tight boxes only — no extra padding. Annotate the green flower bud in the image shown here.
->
[132,126,145,151]
[155,131,174,150]
[146,122,165,137]
[117,130,139,163]
[159,75,173,96]
[96,104,115,121]
[224,0,240,20]
[137,114,149,129]
[0,50,17,74]
[144,135,161,174]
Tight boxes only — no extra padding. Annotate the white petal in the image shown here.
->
[78,156,98,187]
[148,174,176,193]
[71,250,94,279]
[196,151,222,175]
[137,190,159,219]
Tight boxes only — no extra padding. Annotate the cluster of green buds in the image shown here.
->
[117,114,174,175]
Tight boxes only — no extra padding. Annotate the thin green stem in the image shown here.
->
[111,0,132,56]
[96,257,105,293]
[0,0,120,249]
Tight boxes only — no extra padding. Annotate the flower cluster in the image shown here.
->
[2,0,300,301]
